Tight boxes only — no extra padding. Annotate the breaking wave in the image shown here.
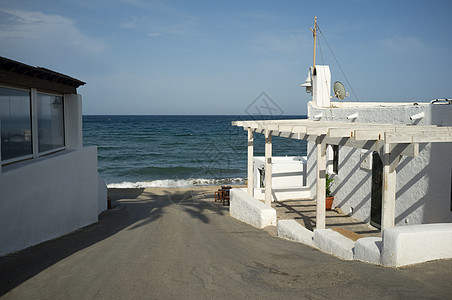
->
[107,177,245,188]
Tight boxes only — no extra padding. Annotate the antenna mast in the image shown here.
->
[310,16,317,71]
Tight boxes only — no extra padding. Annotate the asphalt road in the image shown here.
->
[1,187,451,299]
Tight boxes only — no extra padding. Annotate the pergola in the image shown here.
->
[232,119,452,232]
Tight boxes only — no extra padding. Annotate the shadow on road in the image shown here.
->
[0,187,223,296]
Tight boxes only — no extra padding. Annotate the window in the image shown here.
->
[37,93,64,153]
[333,145,339,174]
[0,86,65,164]
[0,87,32,162]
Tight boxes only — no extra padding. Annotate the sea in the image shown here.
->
[83,115,308,188]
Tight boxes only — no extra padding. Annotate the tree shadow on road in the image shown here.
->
[0,187,226,296]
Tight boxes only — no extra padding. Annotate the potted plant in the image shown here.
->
[325,173,334,210]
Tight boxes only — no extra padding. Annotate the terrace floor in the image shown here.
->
[271,198,381,240]
[210,187,381,240]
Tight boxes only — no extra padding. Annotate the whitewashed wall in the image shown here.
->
[253,156,306,188]
[307,101,452,226]
[0,147,100,256]
[0,94,107,256]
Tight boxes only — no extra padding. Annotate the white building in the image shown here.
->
[231,57,452,266]
[303,66,452,228]
[0,56,107,256]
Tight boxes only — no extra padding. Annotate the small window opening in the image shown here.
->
[333,145,339,174]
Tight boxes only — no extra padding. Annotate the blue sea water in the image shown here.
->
[83,115,307,188]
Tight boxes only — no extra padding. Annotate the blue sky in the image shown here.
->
[0,0,451,115]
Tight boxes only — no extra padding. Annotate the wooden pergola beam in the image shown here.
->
[233,119,452,231]
[233,120,452,145]
[385,130,452,143]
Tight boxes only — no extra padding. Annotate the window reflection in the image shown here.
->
[37,93,64,153]
[0,87,32,161]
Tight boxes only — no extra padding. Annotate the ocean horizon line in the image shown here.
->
[83,114,308,117]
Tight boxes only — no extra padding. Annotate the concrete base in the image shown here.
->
[277,220,316,248]
[354,237,382,265]
[381,223,452,267]
[314,229,355,260]
[253,187,311,202]
[230,189,276,229]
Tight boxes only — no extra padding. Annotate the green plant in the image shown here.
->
[326,173,334,197]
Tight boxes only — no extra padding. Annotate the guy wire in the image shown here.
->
[317,24,359,102]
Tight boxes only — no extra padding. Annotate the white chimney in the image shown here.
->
[312,65,331,108]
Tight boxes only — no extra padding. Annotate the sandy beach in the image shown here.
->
[108,185,221,201]
[108,185,244,210]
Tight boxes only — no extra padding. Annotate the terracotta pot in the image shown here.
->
[326,196,334,211]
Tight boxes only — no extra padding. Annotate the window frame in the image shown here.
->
[0,85,33,165]
[0,85,66,165]
[35,90,66,156]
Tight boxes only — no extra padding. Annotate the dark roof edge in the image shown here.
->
[0,56,86,88]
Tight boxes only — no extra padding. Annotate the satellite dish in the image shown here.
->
[333,81,347,100]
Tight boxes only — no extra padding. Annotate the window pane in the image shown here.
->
[0,87,32,161]
[37,93,64,153]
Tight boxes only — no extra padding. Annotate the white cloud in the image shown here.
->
[0,8,106,54]
[377,36,425,53]
[120,22,138,29]
[147,32,161,37]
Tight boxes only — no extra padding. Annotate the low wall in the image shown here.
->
[230,188,276,228]
[274,221,452,267]
[277,220,316,248]
[0,147,101,256]
[253,187,311,202]
[314,229,355,260]
[381,223,452,267]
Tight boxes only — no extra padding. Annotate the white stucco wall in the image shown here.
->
[230,188,277,228]
[307,101,452,226]
[381,223,452,267]
[0,147,100,256]
[64,94,107,215]
[253,156,307,188]
[252,156,311,201]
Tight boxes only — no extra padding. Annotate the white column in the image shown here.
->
[247,128,254,196]
[316,137,327,229]
[265,131,272,206]
[64,94,83,150]
[381,147,400,232]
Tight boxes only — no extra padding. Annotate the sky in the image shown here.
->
[0,0,451,115]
